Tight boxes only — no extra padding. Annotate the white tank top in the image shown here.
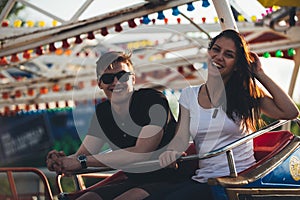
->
[179,85,256,183]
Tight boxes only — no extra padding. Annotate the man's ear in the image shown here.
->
[98,82,103,89]
[132,73,136,84]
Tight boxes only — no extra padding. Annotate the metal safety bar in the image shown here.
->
[131,118,300,177]
[69,119,299,180]
[124,119,299,177]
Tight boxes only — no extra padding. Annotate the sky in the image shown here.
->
[14,0,300,103]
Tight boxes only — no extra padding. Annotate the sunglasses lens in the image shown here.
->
[116,72,130,82]
[100,71,131,84]
[101,74,114,84]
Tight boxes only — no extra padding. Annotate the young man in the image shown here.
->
[46,51,180,200]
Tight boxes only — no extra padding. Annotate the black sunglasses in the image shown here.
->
[99,71,133,84]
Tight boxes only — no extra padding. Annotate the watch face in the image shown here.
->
[78,155,86,161]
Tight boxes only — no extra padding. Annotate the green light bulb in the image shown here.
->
[263,52,271,58]
[275,50,283,57]
[287,48,296,57]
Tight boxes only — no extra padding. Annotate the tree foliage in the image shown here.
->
[0,0,25,19]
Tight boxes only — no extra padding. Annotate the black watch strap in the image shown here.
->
[77,154,87,169]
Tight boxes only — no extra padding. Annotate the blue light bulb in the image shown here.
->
[172,6,180,16]
[142,15,151,24]
[202,0,210,8]
[187,2,195,11]
[157,11,165,20]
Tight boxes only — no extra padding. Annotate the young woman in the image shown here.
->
[156,29,299,199]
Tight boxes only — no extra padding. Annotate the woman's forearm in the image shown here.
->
[256,71,299,119]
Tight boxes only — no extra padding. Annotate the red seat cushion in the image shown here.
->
[238,131,294,175]
[186,142,197,155]
[253,131,294,161]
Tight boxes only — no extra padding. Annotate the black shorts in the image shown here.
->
[88,165,193,199]
[90,178,177,199]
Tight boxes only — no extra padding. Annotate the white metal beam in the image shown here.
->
[0,0,197,57]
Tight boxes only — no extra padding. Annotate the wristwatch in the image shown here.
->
[77,154,87,169]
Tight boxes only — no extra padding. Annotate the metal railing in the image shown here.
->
[127,119,299,177]
[0,167,53,200]
[68,118,299,182]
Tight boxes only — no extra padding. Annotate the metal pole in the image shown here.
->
[288,47,300,99]
[283,48,300,131]
[226,150,238,177]
[7,171,18,200]
[211,0,238,31]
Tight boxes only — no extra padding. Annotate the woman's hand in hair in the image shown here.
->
[250,52,264,78]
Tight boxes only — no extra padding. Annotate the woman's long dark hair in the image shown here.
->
[208,29,265,131]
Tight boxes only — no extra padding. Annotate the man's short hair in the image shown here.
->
[96,51,133,79]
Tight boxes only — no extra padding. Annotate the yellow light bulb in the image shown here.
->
[26,20,35,27]
[38,21,46,27]
[52,20,58,27]
[214,17,219,23]
[237,15,245,22]
[251,16,257,22]
[14,19,22,27]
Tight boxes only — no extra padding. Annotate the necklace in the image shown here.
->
[204,84,219,118]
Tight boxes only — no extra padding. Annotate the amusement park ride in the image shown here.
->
[0,0,299,110]
[0,0,300,199]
